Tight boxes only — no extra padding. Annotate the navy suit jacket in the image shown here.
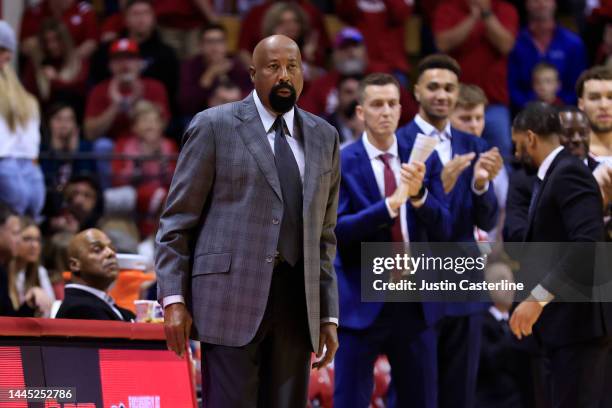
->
[397,120,499,316]
[335,133,451,330]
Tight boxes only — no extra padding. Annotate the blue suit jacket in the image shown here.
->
[335,133,451,330]
[397,121,499,316]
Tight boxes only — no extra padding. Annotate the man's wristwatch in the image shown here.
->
[410,185,426,201]
[481,9,493,19]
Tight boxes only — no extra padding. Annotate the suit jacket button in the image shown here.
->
[272,218,280,225]
[265,255,274,263]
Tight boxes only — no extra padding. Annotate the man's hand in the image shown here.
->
[387,162,426,211]
[474,147,503,189]
[509,298,543,340]
[312,323,338,370]
[163,303,193,358]
[442,152,475,193]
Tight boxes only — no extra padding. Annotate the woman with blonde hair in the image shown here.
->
[0,21,46,218]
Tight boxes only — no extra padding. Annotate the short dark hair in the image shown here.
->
[200,23,227,38]
[456,84,488,109]
[357,73,400,103]
[575,65,612,98]
[0,201,16,227]
[512,102,561,138]
[416,54,461,81]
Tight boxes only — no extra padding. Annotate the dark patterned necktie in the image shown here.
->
[273,116,303,266]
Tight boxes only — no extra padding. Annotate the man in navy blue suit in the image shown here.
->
[333,73,451,408]
[396,54,502,408]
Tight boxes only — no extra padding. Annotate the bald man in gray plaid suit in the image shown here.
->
[155,35,340,407]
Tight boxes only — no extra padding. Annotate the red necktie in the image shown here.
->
[379,153,403,242]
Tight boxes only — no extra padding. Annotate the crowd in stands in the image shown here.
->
[1,0,612,406]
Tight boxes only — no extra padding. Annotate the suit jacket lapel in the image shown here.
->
[298,109,321,211]
[525,150,567,239]
[235,95,283,201]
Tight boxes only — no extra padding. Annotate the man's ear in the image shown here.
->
[577,97,584,111]
[355,104,364,122]
[413,83,421,103]
[69,257,81,276]
[526,130,538,149]
[249,66,256,83]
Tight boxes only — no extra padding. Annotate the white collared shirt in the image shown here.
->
[362,133,410,242]
[537,146,565,182]
[414,114,452,164]
[253,90,305,181]
[414,114,489,195]
[64,283,127,321]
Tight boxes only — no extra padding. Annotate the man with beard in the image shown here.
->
[156,35,340,407]
[396,54,502,408]
[577,65,612,166]
[508,102,611,407]
[56,228,134,321]
[504,106,612,242]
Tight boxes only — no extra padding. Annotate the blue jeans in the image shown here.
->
[483,104,512,163]
[0,158,45,217]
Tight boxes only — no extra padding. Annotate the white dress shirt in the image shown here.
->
[164,92,338,325]
[362,133,428,242]
[530,145,565,306]
[64,283,127,321]
[414,114,489,195]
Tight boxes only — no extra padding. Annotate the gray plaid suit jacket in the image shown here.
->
[155,94,340,350]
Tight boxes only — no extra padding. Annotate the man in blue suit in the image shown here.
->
[396,54,502,408]
[333,73,451,408]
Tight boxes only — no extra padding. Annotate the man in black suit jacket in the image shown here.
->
[56,229,134,321]
[508,102,611,407]
[504,106,605,243]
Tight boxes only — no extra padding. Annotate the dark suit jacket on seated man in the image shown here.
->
[509,102,611,408]
[155,35,340,408]
[333,73,451,408]
[55,228,135,321]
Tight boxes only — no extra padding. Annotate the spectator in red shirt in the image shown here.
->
[154,0,217,59]
[336,0,412,82]
[434,0,518,161]
[237,0,330,68]
[22,18,90,111]
[299,27,418,125]
[84,38,169,142]
[179,23,252,118]
[89,0,180,117]
[111,100,177,237]
[20,0,99,60]
[84,38,169,189]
